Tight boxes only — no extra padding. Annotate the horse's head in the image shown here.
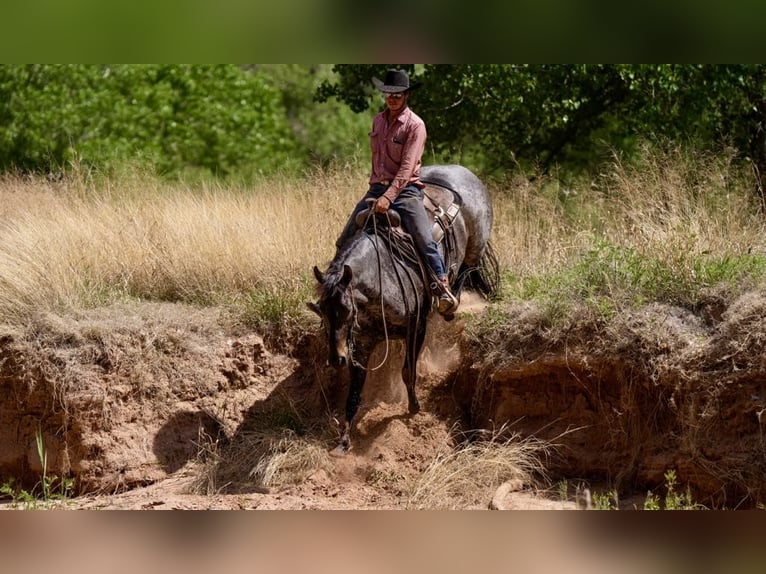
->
[307,264,356,368]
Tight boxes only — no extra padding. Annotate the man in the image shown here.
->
[335,68,458,316]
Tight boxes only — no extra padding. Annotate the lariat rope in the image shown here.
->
[363,211,391,371]
[352,206,426,372]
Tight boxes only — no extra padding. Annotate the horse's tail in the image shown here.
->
[455,241,500,300]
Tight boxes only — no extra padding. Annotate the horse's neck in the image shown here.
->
[337,233,424,296]
[343,234,385,289]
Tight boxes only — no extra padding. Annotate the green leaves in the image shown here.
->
[318,64,766,181]
[0,65,298,178]
[4,64,766,184]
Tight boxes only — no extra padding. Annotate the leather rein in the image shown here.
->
[350,207,427,372]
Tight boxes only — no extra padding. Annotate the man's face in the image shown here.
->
[384,91,408,114]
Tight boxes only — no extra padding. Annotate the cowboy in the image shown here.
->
[335,68,459,316]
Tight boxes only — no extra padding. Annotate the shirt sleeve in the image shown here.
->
[383,117,426,203]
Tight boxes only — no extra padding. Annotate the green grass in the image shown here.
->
[554,469,705,510]
[643,469,705,510]
[0,427,74,509]
[237,278,315,350]
[504,240,766,317]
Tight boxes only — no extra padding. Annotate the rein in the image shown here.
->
[362,211,391,371]
[351,208,425,372]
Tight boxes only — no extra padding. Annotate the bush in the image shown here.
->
[0,65,300,178]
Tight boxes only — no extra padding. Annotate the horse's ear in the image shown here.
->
[313,265,325,284]
[306,301,321,316]
[341,265,353,286]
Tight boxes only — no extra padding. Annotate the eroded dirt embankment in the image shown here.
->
[1,292,765,508]
[0,304,308,494]
[454,297,766,508]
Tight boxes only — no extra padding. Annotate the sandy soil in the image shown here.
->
[3,289,766,510]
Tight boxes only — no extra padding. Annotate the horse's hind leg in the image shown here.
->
[402,322,427,415]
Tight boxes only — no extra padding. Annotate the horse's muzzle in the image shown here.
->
[331,337,350,368]
[329,346,348,367]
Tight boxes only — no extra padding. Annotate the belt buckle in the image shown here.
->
[380,179,390,186]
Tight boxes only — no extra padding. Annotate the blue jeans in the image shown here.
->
[336,183,446,278]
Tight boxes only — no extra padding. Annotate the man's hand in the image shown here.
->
[374,196,391,213]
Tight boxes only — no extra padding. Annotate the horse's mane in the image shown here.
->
[315,233,371,300]
[327,233,366,275]
[318,227,425,301]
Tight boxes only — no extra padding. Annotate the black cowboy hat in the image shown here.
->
[371,68,422,93]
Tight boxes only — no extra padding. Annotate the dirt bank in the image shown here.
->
[1,290,765,509]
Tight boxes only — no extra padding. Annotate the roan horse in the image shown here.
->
[308,164,498,453]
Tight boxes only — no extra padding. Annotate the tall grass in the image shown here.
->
[0,146,764,330]
[0,164,364,326]
[495,146,766,307]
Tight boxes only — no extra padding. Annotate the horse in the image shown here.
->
[308,164,498,454]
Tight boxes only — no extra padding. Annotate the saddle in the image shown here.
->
[422,183,461,245]
[355,200,401,228]
[354,183,461,246]
[354,183,462,290]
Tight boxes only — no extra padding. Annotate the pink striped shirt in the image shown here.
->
[369,106,426,203]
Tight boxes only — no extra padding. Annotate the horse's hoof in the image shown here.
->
[330,443,351,457]
[408,401,421,415]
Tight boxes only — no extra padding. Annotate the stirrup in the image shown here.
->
[431,279,458,315]
[437,289,459,315]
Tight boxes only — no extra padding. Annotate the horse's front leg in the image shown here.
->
[334,361,367,455]
[402,319,427,415]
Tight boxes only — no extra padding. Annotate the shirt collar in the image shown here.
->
[385,105,410,124]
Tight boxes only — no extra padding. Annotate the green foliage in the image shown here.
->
[644,470,703,510]
[512,241,766,313]
[0,427,74,509]
[5,65,765,183]
[643,490,661,510]
[0,65,300,178]
[259,64,373,167]
[238,280,314,351]
[317,65,766,182]
[243,283,308,329]
[585,470,704,510]
[591,489,619,510]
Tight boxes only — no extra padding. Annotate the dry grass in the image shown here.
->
[492,146,766,281]
[405,428,553,509]
[191,422,553,509]
[246,431,332,488]
[597,147,765,270]
[0,165,364,325]
[491,172,592,276]
[0,147,762,327]
[192,428,333,495]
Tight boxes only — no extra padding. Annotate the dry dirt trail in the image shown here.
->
[2,288,766,509]
[0,294,574,510]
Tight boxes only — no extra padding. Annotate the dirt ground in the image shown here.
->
[0,293,580,510]
[3,289,766,510]
[62,405,575,510]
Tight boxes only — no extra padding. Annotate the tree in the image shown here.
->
[0,65,300,178]
[317,64,766,191]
